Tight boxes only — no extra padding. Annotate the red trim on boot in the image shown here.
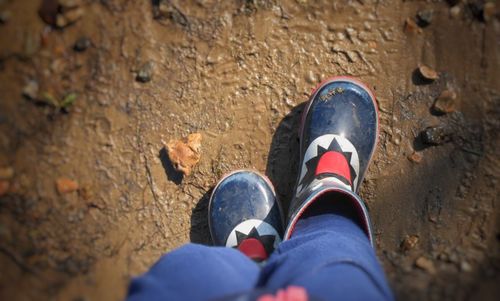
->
[286,189,371,242]
[238,238,268,261]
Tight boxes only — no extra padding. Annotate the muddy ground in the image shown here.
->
[0,0,499,300]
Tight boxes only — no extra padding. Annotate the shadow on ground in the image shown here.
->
[265,103,305,214]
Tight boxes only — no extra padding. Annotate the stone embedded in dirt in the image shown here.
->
[408,152,423,164]
[166,133,202,176]
[418,65,439,81]
[450,5,461,19]
[483,2,497,22]
[73,36,91,52]
[56,177,79,194]
[305,70,318,84]
[416,10,433,27]
[22,80,39,100]
[39,0,84,28]
[136,62,154,83]
[404,18,422,34]
[56,7,84,28]
[401,235,419,251]
[0,180,10,197]
[421,126,451,145]
[415,256,436,274]
[39,0,59,26]
[460,260,472,272]
[0,166,14,179]
[433,90,457,114]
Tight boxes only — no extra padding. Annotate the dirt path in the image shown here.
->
[0,0,499,300]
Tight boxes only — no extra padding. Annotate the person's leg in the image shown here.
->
[127,243,259,301]
[260,196,394,301]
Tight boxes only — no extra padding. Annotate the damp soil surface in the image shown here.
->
[0,1,499,300]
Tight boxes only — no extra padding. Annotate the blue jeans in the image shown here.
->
[127,214,394,301]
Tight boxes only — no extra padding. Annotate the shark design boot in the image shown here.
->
[285,77,379,245]
[209,170,284,262]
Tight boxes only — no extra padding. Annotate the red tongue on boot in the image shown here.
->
[238,238,268,262]
[315,151,352,186]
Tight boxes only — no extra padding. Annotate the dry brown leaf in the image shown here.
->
[166,133,202,176]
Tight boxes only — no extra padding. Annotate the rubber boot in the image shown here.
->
[285,77,379,245]
[209,170,284,262]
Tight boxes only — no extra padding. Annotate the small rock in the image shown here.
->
[0,10,11,24]
[39,0,59,26]
[460,260,472,272]
[22,80,39,100]
[415,256,436,274]
[56,178,79,194]
[401,235,419,251]
[136,61,154,83]
[73,36,91,52]
[56,7,84,28]
[450,5,461,19]
[166,133,202,176]
[305,70,318,84]
[404,18,422,34]
[418,65,439,81]
[483,2,497,22]
[0,180,9,197]
[432,90,457,114]
[416,10,433,27]
[408,152,423,163]
[421,126,451,145]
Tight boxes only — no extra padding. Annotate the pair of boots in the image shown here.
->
[209,77,378,262]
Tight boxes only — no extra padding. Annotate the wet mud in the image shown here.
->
[0,0,499,300]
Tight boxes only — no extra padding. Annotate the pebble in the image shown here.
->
[305,70,318,84]
[73,36,91,52]
[22,80,39,100]
[401,235,419,251]
[0,180,9,197]
[432,90,457,114]
[450,5,461,19]
[418,65,439,81]
[408,152,423,163]
[56,8,84,28]
[483,2,497,22]
[415,256,436,274]
[421,126,451,145]
[0,166,14,179]
[416,10,433,27]
[136,61,154,83]
[56,178,79,194]
[39,0,59,26]
[460,260,472,272]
